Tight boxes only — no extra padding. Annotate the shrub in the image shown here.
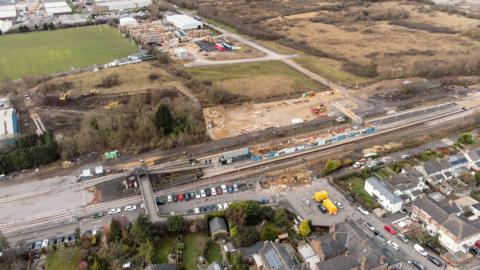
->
[97,74,121,88]
[458,133,474,145]
[322,159,342,176]
[148,73,160,81]
[235,226,259,247]
[341,61,378,78]
[389,20,457,34]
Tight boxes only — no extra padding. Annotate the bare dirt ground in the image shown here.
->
[203,90,344,139]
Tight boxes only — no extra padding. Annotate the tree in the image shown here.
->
[167,216,184,233]
[43,23,49,31]
[476,172,480,187]
[322,159,342,176]
[49,22,55,30]
[458,133,474,145]
[154,103,174,134]
[299,220,311,237]
[242,200,262,226]
[260,223,280,241]
[138,240,154,265]
[109,219,122,242]
[273,208,289,228]
[260,206,274,221]
[132,213,152,243]
[235,226,259,247]
[0,230,8,250]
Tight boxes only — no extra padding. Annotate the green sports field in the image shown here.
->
[0,25,138,81]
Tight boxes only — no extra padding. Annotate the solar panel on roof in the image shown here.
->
[265,249,282,269]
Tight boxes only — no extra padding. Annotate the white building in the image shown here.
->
[0,107,19,140]
[0,4,16,20]
[0,19,12,33]
[466,148,480,171]
[43,0,72,16]
[119,16,137,27]
[95,0,151,11]
[364,177,403,213]
[166,14,202,30]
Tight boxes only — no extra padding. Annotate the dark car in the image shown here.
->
[318,204,327,214]
[216,186,223,195]
[205,188,212,196]
[412,261,426,270]
[469,247,480,256]
[227,186,234,193]
[172,194,178,202]
[92,212,104,219]
[427,255,442,267]
[373,230,384,240]
[184,192,190,201]
[155,195,167,205]
[189,192,196,199]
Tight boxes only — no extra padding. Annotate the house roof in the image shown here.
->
[468,148,480,161]
[366,177,402,204]
[146,264,176,270]
[209,217,227,234]
[423,159,451,175]
[239,241,263,258]
[413,197,479,240]
[259,241,303,270]
[309,231,349,259]
[206,262,222,270]
[388,173,420,191]
[448,154,468,167]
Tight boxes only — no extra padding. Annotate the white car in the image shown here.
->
[167,195,173,203]
[221,184,228,193]
[211,187,217,196]
[200,189,206,198]
[124,205,137,212]
[387,240,399,251]
[223,202,229,209]
[353,162,361,168]
[108,208,122,215]
[357,206,369,215]
[334,201,344,209]
[233,184,239,192]
[41,239,49,248]
[217,203,224,210]
[302,198,311,206]
[194,207,200,214]
[92,228,98,236]
[140,203,145,209]
[195,190,201,199]
[414,244,428,256]
[401,154,410,159]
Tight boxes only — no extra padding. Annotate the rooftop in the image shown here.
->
[468,148,480,161]
[366,177,402,204]
[209,217,227,234]
[259,241,304,270]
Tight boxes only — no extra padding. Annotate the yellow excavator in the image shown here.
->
[59,90,72,101]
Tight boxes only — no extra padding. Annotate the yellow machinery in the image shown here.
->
[323,199,337,215]
[313,190,328,202]
[59,90,72,101]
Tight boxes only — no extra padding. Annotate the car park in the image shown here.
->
[221,184,228,193]
[386,240,399,251]
[365,222,375,232]
[124,205,137,212]
[108,208,121,215]
[357,206,369,215]
[412,261,426,270]
[318,204,327,214]
[216,186,223,195]
[427,255,443,266]
[397,233,409,243]
[233,184,239,192]
[414,244,428,256]
[92,212,104,219]
[384,225,397,235]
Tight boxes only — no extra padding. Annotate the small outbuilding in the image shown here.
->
[209,217,227,240]
[166,14,202,30]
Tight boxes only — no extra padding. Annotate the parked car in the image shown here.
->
[190,192,196,199]
[221,184,228,193]
[414,244,428,256]
[216,186,223,195]
[227,185,234,193]
[353,162,361,168]
[384,225,397,235]
[397,233,409,243]
[210,187,217,196]
[178,193,183,201]
[469,247,480,256]
[373,230,384,240]
[260,198,269,204]
[334,201,344,209]
[302,198,311,206]
[172,194,178,202]
[386,240,399,251]
[318,204,327,214]
[365,222,375,232]
[205,188,211,196]
[217,203,224,210]
[200,189,207,197]
[427,255,443,267]
[140,203,145,209]
[223,202,229,209]
[92,212,104,219]
[124,205,137,212]
[233,184,239,192]
[194,207,200,214]
[184,192,190,201]
[41,239,49,248]
[357,206,369,215]
[401,154,410,159]
[412,261,426,270]
[108,208,121,215]
[476,240,480,249]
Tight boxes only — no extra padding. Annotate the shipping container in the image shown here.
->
[313,190,328,202]
[222,43,232,51]
[215,43,225,51]
[323,199,337,215]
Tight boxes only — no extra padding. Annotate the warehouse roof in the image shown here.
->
[0,4,16,19]
[166,14,202,29]
[44,1,72,16]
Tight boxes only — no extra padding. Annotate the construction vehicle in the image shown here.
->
[310,104,325,115]
[59,90,72,101]
[302,91,315,98]
[323,199,337,215]
[313,190,328,202]
[104,101,119,110]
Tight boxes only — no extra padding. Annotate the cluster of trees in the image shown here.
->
[458,133,474,145]
[412,52,480,79]
[0,131,60,175]
[322,159,342,176]
[60,95,207,159]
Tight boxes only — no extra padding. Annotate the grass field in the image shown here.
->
[45,248,81,270]
[185,61,326,99]
[0,25,137,81]
[153,236,176,264]
[206,241,223,264]
[183,233,207,270]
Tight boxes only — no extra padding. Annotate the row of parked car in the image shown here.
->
[29,234,78,251]
[157,184,240,205]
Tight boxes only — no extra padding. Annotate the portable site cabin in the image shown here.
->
[219,148,250,165]
[323,199,337,215]
[313,190,328,202]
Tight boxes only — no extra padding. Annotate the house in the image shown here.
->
[297,244,320,270]
[386,169,426,202]
[0,4,16,20]
[364,177,403,213]
[309,230,348,261]
[209,217,227,240]
[256,241,306,270]
[412,196,480,253]
[466,148,480,171]
[447,153,469,176]
[43,0,72,16]
[416,160,453,184]
[315,221,402,270]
